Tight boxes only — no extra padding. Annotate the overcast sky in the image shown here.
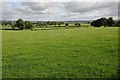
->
[1,0,119,21]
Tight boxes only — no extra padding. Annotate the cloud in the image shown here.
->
[64,2,117,13]
[1,2,118,21]
[22,2,49,11]
[63,2,118,20]
[3,0,120,2]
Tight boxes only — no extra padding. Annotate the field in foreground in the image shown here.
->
[2,27,118,78]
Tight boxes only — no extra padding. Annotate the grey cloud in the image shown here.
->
[1,2,118,21]
[64,2,118,13]
[21,2,47,11]
[64,2,95,12]
[63,2,118,20]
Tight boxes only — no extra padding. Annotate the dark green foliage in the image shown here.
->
[57,22,65,27]
[14,18,33,30]
[43,22,48,27]
[65,23,69,27]
[15,18,25,30]
[37,22,47,27]
[75,23,77,26]
[91,19,102,27]
[52,21,57,27]
[113,20,120,27]
[25,21,29,29]
[91,17,114,27]
[2,22,8,26]
[57,22,61,27]
[107,17,114,27]
[75,23,81,27]
[36,22,43,27]
[46,21,51,25]
[117,21,120,26]
[35,21,65,28]
[12,25,15,30]
[101,18,108,27]
[2,21,13,26]
[25,21,33,29]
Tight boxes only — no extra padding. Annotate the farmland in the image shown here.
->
[2,26,118,78]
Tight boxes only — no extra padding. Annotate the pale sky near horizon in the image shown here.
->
[1,0,119,21]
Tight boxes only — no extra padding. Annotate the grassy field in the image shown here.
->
[2,27,118,78]
[0,29,2,79]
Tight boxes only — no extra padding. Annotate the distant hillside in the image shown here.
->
[64,20,93,23]
[0,20,93,24]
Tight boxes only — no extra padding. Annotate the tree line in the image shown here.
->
[2,18,34,30]
[2,17,119,30]
[2,18,81,30]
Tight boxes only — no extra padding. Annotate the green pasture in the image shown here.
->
[2,27,118,78]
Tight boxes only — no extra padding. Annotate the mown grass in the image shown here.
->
[2,27,118,78]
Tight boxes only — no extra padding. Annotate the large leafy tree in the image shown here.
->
[91,17,114,27]
[91,19,102,27]
[15,18,25,30]
[107,17,114,26]
[25,21,33,29]
[100,18,108,27]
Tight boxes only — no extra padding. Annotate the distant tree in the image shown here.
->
[36,22,42,27]
[25,21,29,29]
[5,21,13,27]
[58,23,61,27]
[114,20,120,27]
[91,19,102,27]
[2,21,8,26]
[15,18,25,30]
[52,21,57,27]
[78,23,81,27]
[65,23,69,27]
[43,22,47,27]
[75,23,77,26]
[107,17,114,26]
[75,23,81,27]
[47,21,51,25]
[117,20,120,26]
[2,22,6,26]
[57,22,62,27]
[100,17,108,27]
[12,25,16,30]
[25,21,33,29]
[58,22,64,27]
[91,17,114,27]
